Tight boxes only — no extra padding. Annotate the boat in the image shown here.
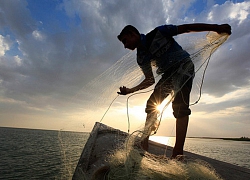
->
[73,122,250,180]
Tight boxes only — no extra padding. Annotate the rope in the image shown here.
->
[100,94,119,123]
[98,32,229,138]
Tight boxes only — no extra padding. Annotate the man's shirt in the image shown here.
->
[137,24,190,74]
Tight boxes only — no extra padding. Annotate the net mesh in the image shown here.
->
[65,32,230,179]
[107,139,223,180]
[75,32,229,132]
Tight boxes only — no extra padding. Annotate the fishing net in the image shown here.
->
[69,32,229,179]
[107,138,223,180]
[75,32,229,132]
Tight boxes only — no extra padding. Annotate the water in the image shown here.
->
[0,127,88,180]
[0,127,249,180]
[150,136,250,169]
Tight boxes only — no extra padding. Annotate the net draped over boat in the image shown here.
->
[64,32,230,179]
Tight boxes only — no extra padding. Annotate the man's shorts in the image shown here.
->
[145,59,194,118]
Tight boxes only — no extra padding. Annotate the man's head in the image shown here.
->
[117,25,140,50]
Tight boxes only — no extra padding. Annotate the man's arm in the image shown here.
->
[118,69,155,95]
[177,23,231,35]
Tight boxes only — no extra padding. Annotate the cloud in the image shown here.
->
[32,30,46,41]
[0,0,249,134]
[0,0,35,37]
[190,1,250,98]
[0,35,12,56]
[207,1,250,24]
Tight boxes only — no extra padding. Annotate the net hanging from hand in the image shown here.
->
[73,32,229,179]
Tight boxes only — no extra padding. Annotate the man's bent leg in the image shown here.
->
[141,136,149,151]
[142,74,172,151]
[141,112,158,151]
[171,115,189,158]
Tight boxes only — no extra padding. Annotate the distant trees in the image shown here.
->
[222,137,250,141]
[240,136,249,140]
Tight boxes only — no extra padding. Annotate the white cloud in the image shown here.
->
[228,2,250,24]
[200,85,250,104]
[161,0,197,23]
[0,35,11,56]
[14,55,22,66]
[32,30,46,41]
[206,1,250,23]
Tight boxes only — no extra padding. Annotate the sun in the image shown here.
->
[156,103,165,112]
[156,101,173,118]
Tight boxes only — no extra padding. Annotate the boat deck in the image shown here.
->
[73,122,250,180]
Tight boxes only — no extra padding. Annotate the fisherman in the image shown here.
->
[117,23,231,158]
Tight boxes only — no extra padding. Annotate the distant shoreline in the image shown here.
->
[188,137,250,141]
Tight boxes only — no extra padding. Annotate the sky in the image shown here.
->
[0,0,249,138]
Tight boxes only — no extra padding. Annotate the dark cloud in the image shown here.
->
[0,0,35,37]
[202,24,250,96]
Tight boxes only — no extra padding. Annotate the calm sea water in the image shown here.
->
[150,136,250,169]
[0,127,249,180]
[0,127,88,180]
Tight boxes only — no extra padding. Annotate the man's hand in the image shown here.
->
[117,86,132,95]
[216,24,231,35]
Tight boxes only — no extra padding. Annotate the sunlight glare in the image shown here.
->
[128,105,147,121]
[156,101,173,118]
[149,136,175,146]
